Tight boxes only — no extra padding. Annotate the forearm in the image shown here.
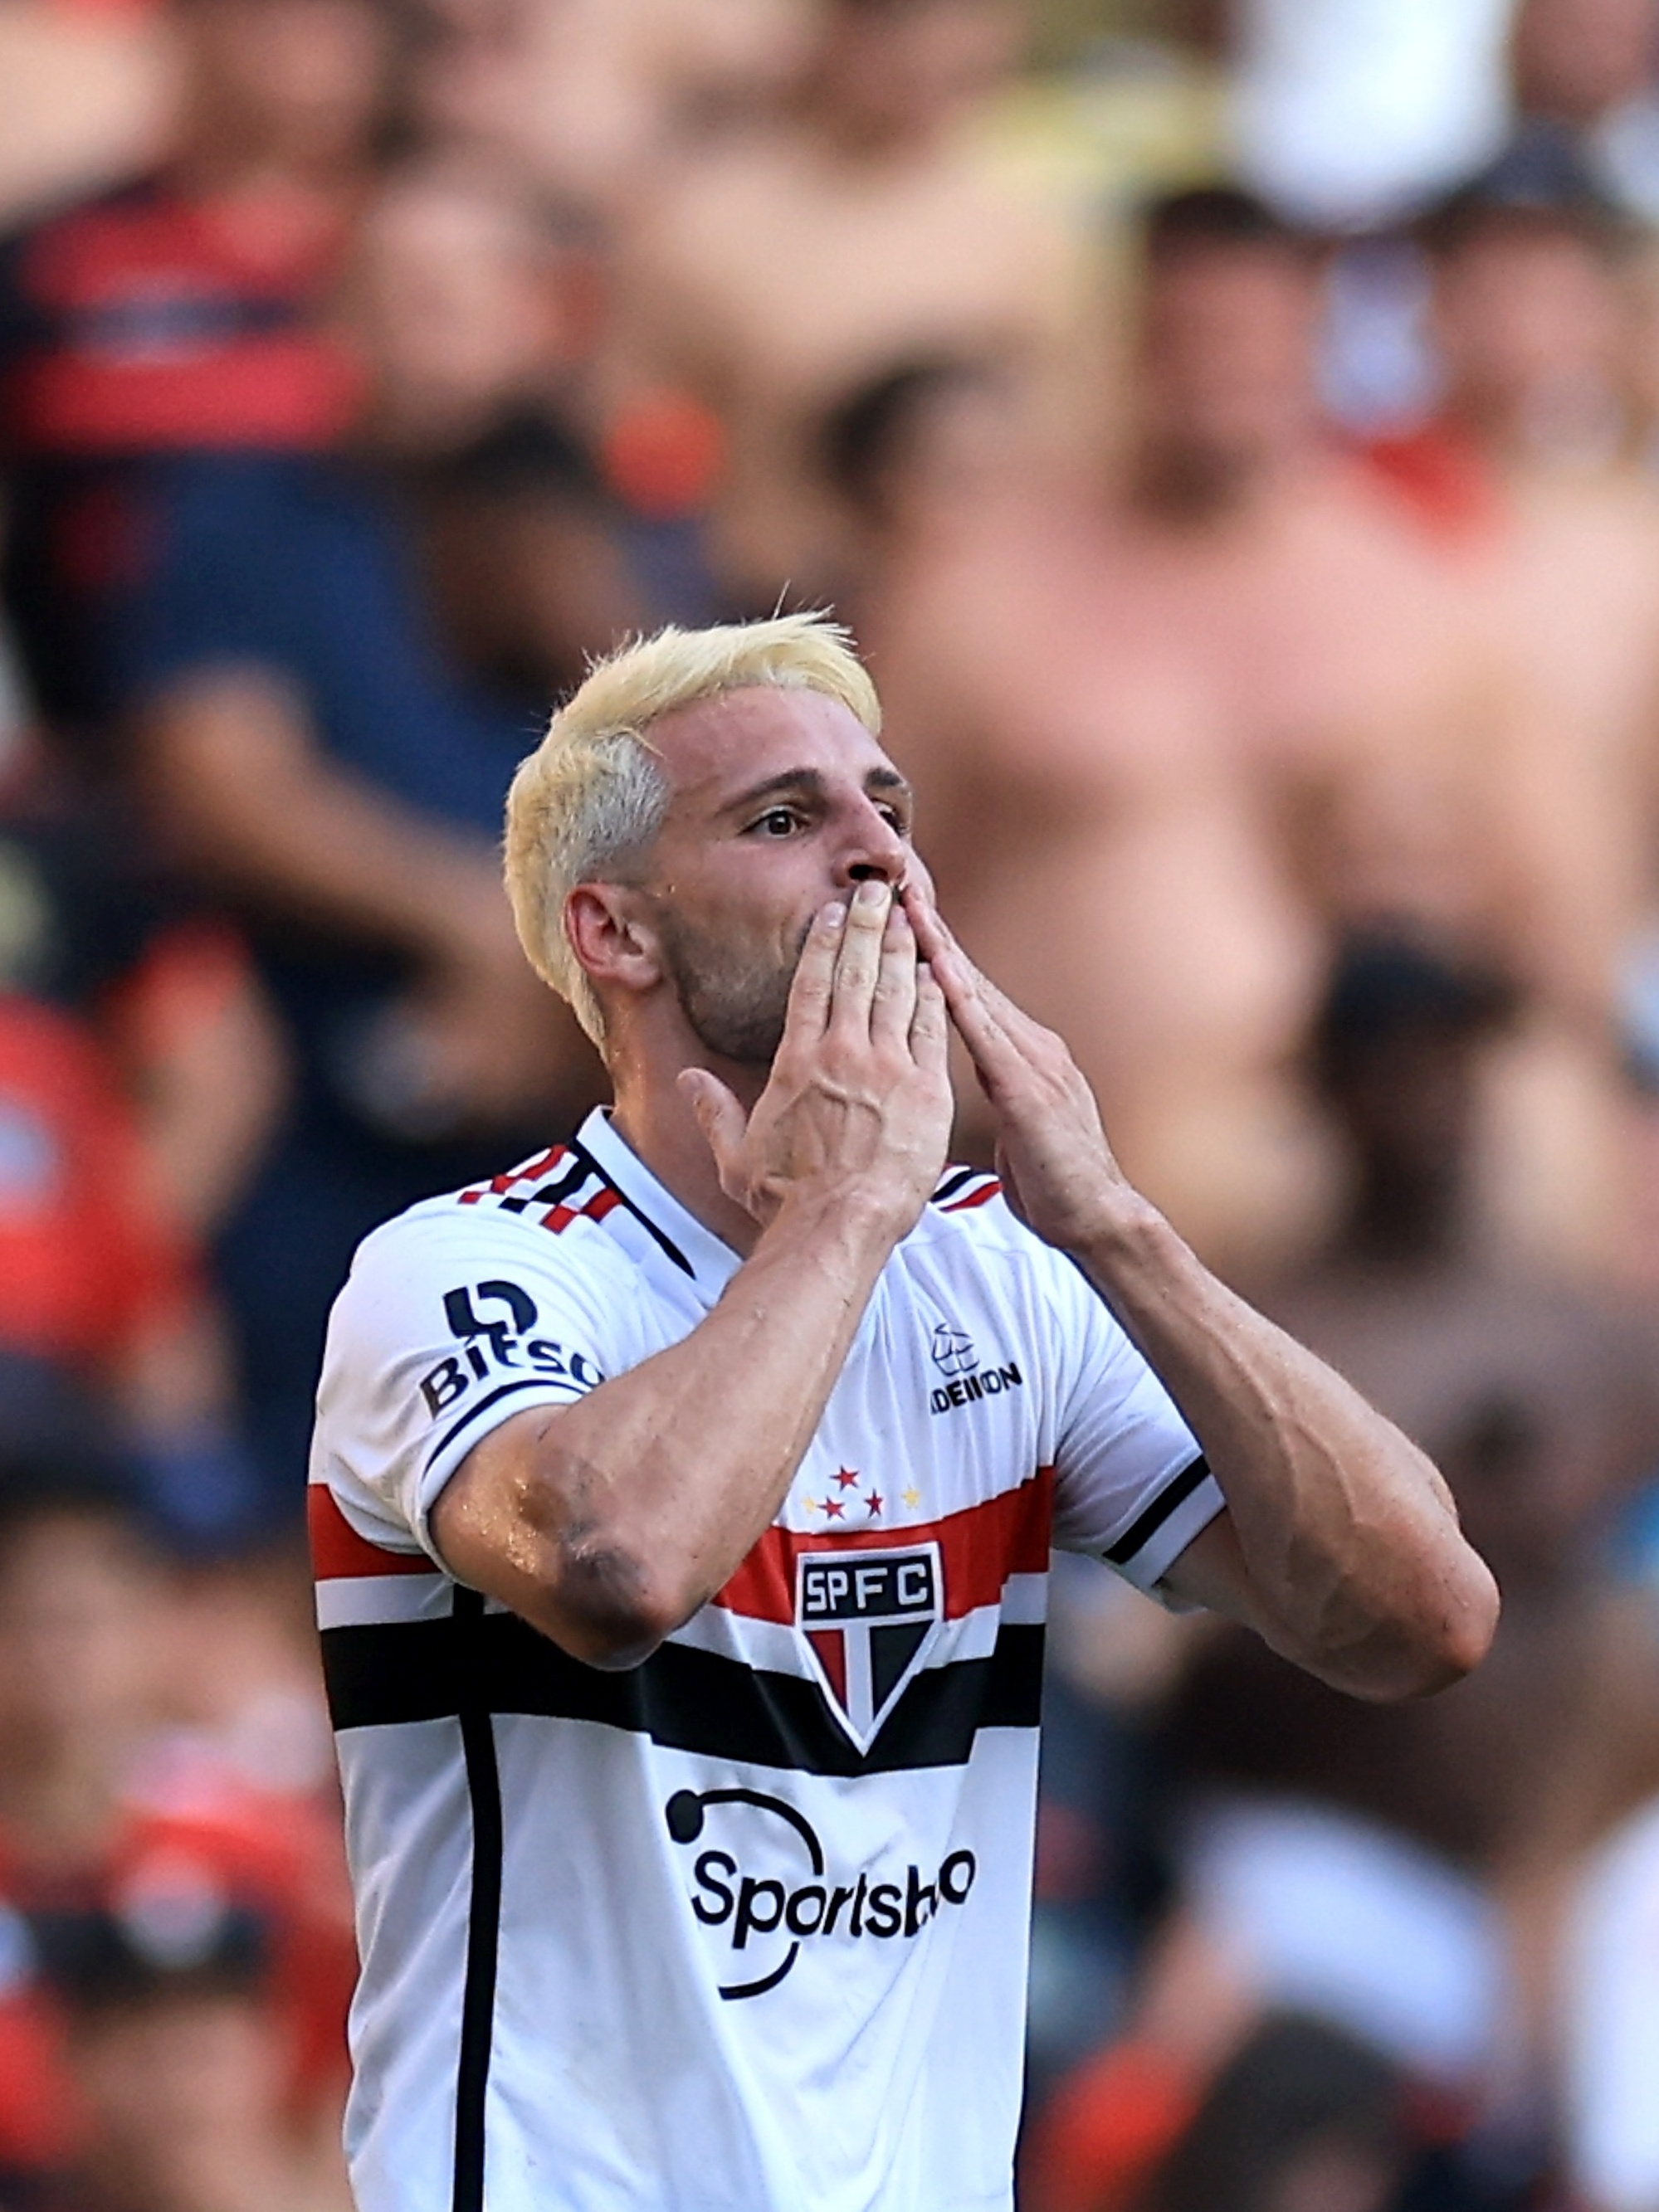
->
[140,675,503,960]
[1072,1196,1498,1700]
[439,1190,901,1665]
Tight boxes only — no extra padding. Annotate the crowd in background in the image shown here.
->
[7,0,1659,2207]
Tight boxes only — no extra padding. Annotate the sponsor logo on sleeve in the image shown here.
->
[665,1786,977,2000]
[417,1280,604,1417]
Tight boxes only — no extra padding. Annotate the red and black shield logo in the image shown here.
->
[795,1544,944,1752]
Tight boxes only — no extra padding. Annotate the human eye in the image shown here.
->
[748,806,803,838]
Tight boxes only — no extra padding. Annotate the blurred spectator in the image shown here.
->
[0,750,276,1545]
[604,0,1101,606]
[876,188,1502,1274]
[1508,0,1659,229]
[1364,169,1659,1271]
[817,352,1031,616]
[1030,937,1659,2212]
[407,0,820,221]
[110,153,603,1523]
[0,0,397,744]
[1133,2012,1415,2212]
[33,1895,345,2212]
[0,1461,354,2201]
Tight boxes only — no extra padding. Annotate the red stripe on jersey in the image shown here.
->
[543,1184,619,1234]
[309,1485,436,1581]
[461,1146,568,1205]
[806,1629,848,1710]
[715,1467,1053,1625]
[940,1178,1001,1213]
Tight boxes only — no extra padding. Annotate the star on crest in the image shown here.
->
[865,1491,884,1517]
[833,1467,860,1490]
[822,1497,845,1519]
[901,1485,921,1510]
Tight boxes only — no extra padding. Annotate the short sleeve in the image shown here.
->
[310,1208,635,1564]
[1044,1253,1226,1594]
[110,456,309,704]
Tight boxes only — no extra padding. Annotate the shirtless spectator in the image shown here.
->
[1027,939,1659,2212]
[407,0,817,222]
[604,0,1101,607]
[1364,168,1659,1273]
[873,188,1506,1274]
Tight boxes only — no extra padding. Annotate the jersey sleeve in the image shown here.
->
[310,1209,633,1565]
[1043,1252,1226,1595]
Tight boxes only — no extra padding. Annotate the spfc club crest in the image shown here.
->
[795,1543,944,1752]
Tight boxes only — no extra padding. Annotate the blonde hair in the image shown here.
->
[504,612,881,1044]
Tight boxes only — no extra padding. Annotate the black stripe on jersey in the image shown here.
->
[496,1157,588,1215]
[1102,1454,1213,1566]
[931,1167,983,1206]
[422,1376,583,1475]
[321,1613,1044,1775]
[565,1138,695,1278]
[452,1590,502,2212]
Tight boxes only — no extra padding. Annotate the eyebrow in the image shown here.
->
[722,766,915,816]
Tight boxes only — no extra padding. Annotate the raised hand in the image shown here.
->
[680,880,953,1234]
[900,877,1137,1253]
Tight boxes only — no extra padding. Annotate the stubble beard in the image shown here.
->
[654,908,809,1069]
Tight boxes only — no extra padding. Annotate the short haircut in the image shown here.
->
[1143,184,1310,261]
[820,354,999,519]
[504,613,881,1045]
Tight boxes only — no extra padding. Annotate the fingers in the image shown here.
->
[676,1066,748,1183]
[870,898,920,1048]
[909,962,949,1074]
[898,879,1031,1089]
[778,898,847,1053]
[827,877,893,1040]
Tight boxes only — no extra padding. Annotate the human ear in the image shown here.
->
[564,884,663,999]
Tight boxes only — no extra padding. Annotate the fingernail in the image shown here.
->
[855,879,888,909]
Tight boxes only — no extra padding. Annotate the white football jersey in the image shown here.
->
[310,1108,1222,2212]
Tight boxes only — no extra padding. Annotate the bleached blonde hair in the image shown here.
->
[504,612,882,1045]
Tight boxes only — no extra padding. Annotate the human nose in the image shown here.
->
[836,798,908,891]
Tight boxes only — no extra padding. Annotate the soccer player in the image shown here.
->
[309,614,1498,2212]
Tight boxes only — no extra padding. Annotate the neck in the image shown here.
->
[607,1041,769,1256]
[1131,440,1285,526]
[1340,1163,1467,1269]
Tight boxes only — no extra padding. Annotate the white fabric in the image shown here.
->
[1184,1796,1508,2084]
[311,1109,1220,2212]
[1564,1796,1659,2212]
[1230,0,1515,231]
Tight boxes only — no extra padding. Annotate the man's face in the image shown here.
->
[1139,243,1322,477]
[180,0,393,168]
[1432,222,1625,427]
[626,687,915,1067]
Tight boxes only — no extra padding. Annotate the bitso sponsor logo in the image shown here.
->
[417,1280,604,1416]
[665,1786,977,2000]
[927,1318,1023,1417]
[796,1545,943,1751]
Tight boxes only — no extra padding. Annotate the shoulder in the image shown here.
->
[344,1150,646,1310]
[901,1165,1080,1296]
